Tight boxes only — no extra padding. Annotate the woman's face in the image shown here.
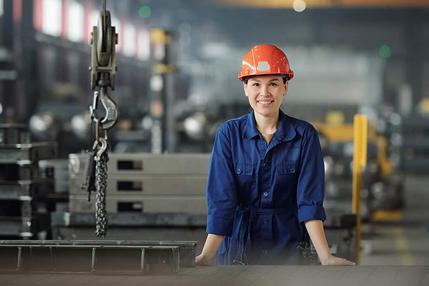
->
[243,75,288,118]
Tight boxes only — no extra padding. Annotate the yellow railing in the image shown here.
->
[352,114,368,264]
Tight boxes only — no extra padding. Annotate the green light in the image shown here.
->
[379,45,392,59]
[138,5,151,18]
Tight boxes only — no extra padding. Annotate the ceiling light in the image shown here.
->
[293,0,306,12]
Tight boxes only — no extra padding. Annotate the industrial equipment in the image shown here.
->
[0,124,56,239]
[314,115,404,222]
[0,240,196,274]
[82,0,119,238]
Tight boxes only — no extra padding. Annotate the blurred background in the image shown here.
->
[2,0,429,157]
[0,0,429,268]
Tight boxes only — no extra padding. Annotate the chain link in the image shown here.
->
[95,150,109,238]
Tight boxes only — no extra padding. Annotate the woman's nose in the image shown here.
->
[259,84,269,96]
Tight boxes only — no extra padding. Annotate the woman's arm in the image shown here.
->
[195,234,224,265]
[304,220,355,265]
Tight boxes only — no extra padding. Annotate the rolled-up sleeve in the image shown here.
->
[206,125,237,236]
[296,126,326,223]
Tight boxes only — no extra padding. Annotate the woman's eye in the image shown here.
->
[252,83,259,87]
[270,83,278,86]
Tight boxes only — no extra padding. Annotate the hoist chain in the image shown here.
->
[94,142,108,238]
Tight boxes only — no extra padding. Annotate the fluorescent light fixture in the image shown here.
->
[123,22,136,57]
[68,1,84,42]
[137,29,150,61]
[42,0,62,36]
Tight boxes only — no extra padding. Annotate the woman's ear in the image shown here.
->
[284,81,288,96]
[243,82,249,97]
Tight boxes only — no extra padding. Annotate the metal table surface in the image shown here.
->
[0,266,427,286]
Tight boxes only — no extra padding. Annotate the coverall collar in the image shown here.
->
[244,110,296,142]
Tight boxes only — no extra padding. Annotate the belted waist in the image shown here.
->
[237,205,295,216]
[217,205,294,264]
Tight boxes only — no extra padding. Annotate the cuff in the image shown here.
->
[206,214,234,236]
[298,205,326,223]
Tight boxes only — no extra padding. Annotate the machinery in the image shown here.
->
[314,116,404,222]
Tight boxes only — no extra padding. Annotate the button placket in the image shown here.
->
[260,153,272,207]
[257,140,267,156]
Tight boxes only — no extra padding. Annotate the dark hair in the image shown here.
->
[243,76,289,84]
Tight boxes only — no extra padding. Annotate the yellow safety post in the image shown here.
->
[352,115,367,264]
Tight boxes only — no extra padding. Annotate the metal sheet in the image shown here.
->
[0,180,54,199]
[68,194,207,214]
[69,153,210,176]
[69,174,207,195]
[0,142,56,164]
[51,212,206,227]
[0,218,32,237]
[0,164,40,181]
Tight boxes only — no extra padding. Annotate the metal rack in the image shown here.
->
[0,240,197,274]
[0,124,56,239]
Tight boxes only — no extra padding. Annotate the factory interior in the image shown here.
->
[0,0,429,285]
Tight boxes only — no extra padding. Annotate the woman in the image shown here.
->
[196,44,354,266]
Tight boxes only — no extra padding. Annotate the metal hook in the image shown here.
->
[95,137,108,159]
[90,91,100,122]
[98,88,118,130]
[89,89,118,130]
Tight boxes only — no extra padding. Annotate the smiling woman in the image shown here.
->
[195,44,355,266]
[244,76,286,120]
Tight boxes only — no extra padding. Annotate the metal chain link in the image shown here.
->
[95,151,109,238]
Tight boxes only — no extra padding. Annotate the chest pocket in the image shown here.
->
[235,162,255,191]
[277,162,297,175]
[275,162,298,194]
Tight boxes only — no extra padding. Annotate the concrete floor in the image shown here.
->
[360,175,429,265]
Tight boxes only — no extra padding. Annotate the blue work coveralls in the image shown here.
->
[206,110,326,265]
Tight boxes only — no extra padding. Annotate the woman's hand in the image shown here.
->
[320,254,356,266]
[304,220,356,266]
[195,234,224,266]
[195,253,215,266]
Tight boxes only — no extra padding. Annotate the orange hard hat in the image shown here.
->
[238,44,294,81]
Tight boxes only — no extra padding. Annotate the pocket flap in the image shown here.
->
[235,163,254,175]
[277,162,296,175]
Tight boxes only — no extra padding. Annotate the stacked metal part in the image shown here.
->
[60,153,209,233]
[0,124,56,239]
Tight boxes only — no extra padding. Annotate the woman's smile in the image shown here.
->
[257,98,275,106]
